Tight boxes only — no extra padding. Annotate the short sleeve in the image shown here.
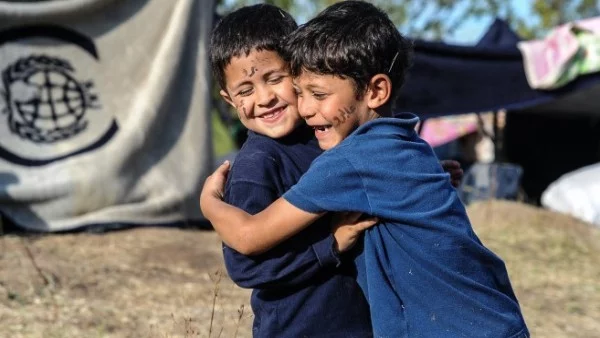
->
[283,149,371,214]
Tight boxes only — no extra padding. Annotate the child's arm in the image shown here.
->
[223,177,333,289]
[201,161,324,255]
[226,210,377,288]
[222,152,375,288]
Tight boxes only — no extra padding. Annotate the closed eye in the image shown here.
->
[312,92,327,100]
[267,76,284,85]
[237,88,253,97]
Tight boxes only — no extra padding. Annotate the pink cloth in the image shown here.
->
[518,17,600,89]
[419,115,478,147]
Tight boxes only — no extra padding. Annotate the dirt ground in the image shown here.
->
[1,200,599,338]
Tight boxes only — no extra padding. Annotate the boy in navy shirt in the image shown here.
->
[202,1,529,337]
[210,5,376,337]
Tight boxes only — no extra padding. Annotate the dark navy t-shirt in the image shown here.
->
[284,115,529,338]
[223,125,372,338]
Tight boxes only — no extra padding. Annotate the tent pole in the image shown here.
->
[417,117,426,135]
[494,110,506,162]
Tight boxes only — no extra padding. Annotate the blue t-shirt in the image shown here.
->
[284,115,529,338]
[224,125,372,338]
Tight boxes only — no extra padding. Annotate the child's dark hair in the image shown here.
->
[285,1,412,112]
[210,4,297,90]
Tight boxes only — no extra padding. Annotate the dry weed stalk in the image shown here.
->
[19,237,50,286]
[208,269,223,338]
[19,236,61,322]
[233,304,245,338]
[184,317,201,337]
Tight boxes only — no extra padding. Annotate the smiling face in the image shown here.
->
[294,72,379,150]
[220,49,302,139]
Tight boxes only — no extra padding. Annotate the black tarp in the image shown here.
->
[396,19,600,118]
[397,19,600,203]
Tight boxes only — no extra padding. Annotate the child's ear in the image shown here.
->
[366,74,392,110]
[220,89,236,109]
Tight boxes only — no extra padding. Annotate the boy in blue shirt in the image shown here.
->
[202,1,529,337]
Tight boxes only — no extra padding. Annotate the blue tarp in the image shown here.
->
[396,19,600,118]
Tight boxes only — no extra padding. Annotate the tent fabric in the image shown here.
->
[0,0,215,231]
[396,18,600,118]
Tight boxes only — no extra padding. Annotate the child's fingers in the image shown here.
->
[214,160,231,176]
[450,167,463,178]
[450,168,463,187]
[441,159,460,170]
[201,161,231,200]
[353,217,379,231]
[211,161,231,183]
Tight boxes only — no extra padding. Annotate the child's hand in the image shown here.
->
[440,160,464,188]
[332,212,378,253]
[200,161,231,202]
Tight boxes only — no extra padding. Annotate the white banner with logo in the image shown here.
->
[0,0,214,231]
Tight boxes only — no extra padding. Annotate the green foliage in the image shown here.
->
[212,110,236,157]
[466,0,599,39]
[216,0,600,40]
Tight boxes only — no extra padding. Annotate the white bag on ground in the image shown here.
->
[541,163,600,227]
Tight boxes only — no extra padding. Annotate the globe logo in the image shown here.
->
[1,55,99,143]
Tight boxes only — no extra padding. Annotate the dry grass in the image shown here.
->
[0,228,253,338]
[0,200,599,337]
[468,200,600,338]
